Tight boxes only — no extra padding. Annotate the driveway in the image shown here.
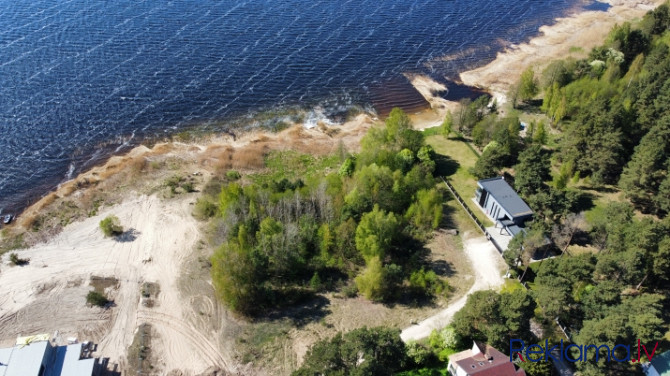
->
[400,234,506,342]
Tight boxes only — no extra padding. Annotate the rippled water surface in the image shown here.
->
[0,0,599,212]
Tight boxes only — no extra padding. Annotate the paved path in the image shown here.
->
[400,235,505,342]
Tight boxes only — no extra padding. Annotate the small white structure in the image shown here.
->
[0,334,100,376]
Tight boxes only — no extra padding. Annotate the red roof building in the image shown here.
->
[448,342,526,376]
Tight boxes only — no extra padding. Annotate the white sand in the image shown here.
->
[0,195,232,374]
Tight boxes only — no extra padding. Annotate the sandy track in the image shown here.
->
[0,195,233,374]
[400,234,505,342]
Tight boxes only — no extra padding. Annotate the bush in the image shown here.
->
[9,252,29,266]
[406,341,434,366]
[181,181,195,193]
[193,198,217,220]
[86,291,110,307]
[99,215,123,237]
[226,170,241,180]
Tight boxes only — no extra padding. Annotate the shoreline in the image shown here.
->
[459,0,664,103]
[409,0,664,111]
[4,114,377,235]
[6,0,666,234]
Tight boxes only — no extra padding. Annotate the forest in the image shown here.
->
[208,108,446,316]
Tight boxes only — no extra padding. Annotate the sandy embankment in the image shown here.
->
[0,115,375,375]
[409,0,664,114]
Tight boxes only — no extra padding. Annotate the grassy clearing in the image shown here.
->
[236,319,294,365]
[426,135,493,228]
[424,231,474,302]
[249,150,341,189]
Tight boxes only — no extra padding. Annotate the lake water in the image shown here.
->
[0,0,601,213]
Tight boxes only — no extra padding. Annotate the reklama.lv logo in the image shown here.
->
[510,339,659,363]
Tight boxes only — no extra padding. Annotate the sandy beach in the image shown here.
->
[460,0,664,103]
[408,0,665,112]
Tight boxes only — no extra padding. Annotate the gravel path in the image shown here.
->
[400,234,505,342]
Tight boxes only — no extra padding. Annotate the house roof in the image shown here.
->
[478,177,533,218]
[449,342,526,376]
[0,338,95,376]
[651,350,670,375]
[0,340,49,376]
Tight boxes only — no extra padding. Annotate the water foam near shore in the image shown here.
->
[0,0,611,214]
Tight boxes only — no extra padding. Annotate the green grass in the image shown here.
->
[426,135,493,227]
[501,279,524,294]
[251,150,341,186]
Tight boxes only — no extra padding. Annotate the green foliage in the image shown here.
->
[409,268,449,297]
[471,144,506,179]
[355,205,399,262]
[193,198,217,220]
[441,111,453,137]
[292,327,407,376]
[99,215,123,237]
[514,145,551,197]
[452,289,536,350]
[208,108,446,314]
[355,256,387,301]
[309,272,322,291]
[619,118,670,214]
[86,291,110,307]
[454,96,490,135]
[428,326,461,362]
[226,170,241,180]
[405,189,443,239]
[9,252,29,266]
[406,341,434,367]
[518,67,539,103]
[338,156,356,177]
[532,120,546,145]
[211,231,264,315]
[518,350,552,376]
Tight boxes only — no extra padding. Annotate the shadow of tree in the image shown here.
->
[115,228,140,243]
[571,191,596,212]
[266,295,331,328]
[430,259,456,278]
[434,154,460,177]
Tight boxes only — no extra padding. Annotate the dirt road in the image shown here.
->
[400,234,505,342]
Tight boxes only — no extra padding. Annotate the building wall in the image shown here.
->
[447,363,469,376]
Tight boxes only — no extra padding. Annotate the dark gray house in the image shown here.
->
[475,177,533,236]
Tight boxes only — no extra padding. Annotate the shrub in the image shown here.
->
[193,198,217,220]
[226,170,241,180]
[99,215,123,237]
[181,181,195,193]
[9,252,29,266]
[86,291,110,307]
[406,341,434,366]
